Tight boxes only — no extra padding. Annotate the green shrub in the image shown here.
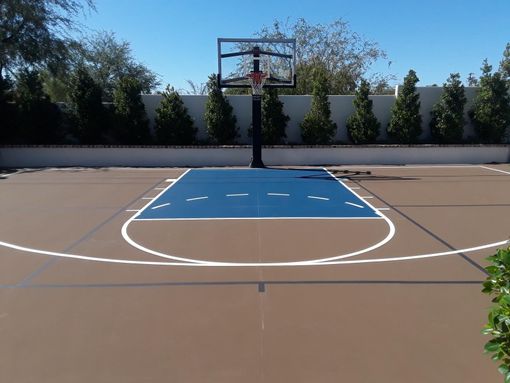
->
[112,77,151,144]
[469,60,510,143]
[262,88,289,144]
[300,65,337,144]
[0,74,17,144]
[346,79,380,144]
[204,74,238,144]
[68,67,107,144]
[14,69,62,144]
[430,73,467,143]
[482,247,510,382]
[155,85,197,145]
[387,69,422,143]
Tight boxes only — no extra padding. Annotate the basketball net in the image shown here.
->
[246,71,268,96]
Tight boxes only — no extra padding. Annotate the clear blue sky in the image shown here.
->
[78,0,510,92]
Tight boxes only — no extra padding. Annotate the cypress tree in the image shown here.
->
[387,69,422,143]
[155,86,197,145]
[346,79,380,144]
[300,65,337,144]
[469,60,510,143]
[112,77,151,144]
[262,88,289,144]
[430,73,467,143]
[68,67,106,144]
[204,74,238,144]
[14,69,62,144]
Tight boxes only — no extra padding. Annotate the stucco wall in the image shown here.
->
[142,86,486,145]
[1,145,508,168]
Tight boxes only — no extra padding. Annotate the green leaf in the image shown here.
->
[499,364,510,375]
[505,371,510,383]
[485,340,501,353]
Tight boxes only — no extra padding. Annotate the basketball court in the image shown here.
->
[0,163,509,382]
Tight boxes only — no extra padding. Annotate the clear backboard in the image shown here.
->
[217,38,296,89]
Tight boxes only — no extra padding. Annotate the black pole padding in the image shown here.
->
[249,46,265,168]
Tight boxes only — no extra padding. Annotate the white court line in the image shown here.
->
[0,236,507,267]
[226,193,249,197]
[351,187,360,190]
[165,178,177,182]
[142,197,154,200]
[186,196,208,202]
[155,187,165,190]
[308,196,330,201]
[345,202,364,209]
[151,203,170,210]
[361,196,374,199]
[480,166,510,175]
[267,193,290,197]
[122,167,395,265]
[377,208,391,211]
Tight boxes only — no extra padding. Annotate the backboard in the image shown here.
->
[217,38,296,89]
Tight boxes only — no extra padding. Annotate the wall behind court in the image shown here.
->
[142,87,483,144]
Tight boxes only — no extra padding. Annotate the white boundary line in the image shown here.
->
[0,237,507,267]
[134,216,382,221]
[480,165,510,175]
[121,168,396,265]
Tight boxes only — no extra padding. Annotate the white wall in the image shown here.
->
[142,86,488,145]
[1,146,508,168]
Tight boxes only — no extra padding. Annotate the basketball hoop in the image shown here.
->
[246,71,268,96]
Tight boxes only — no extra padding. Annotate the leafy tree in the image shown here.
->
[300,65,337,144]
[0,0,94,79]
[80,31,160,101]
[254,18,392,95]
[346,79,380,144]
[500,43,510,82]
[469,60,510,143]
[14,69,62,144]
[467,73,479,87]
[68,67,106,144]
[184,80,207,95]
[42,31,160,102]
[0,74,17,143]
[155,86,197,145]
[387,69,422,143]
[482,247,510,383]
[204,74,238,144]
[112,76,151,144]
[261,88,289,144]
[429,73,467,143]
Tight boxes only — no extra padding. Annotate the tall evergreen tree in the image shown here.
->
[68,67,106,144]
[430,73,467,143]
[155,86,197,145]
[300,65,337,144]
[204,74,238,144]
[346,78,380,143]
[499,42,510,82]
[387,69,422,143]
[14,69,62,144]
[112,77,151,144]
[0,74,17,143]
[262,88,289,144]
[469,60,510,143]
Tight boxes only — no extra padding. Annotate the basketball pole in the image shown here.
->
[249,46,265,168]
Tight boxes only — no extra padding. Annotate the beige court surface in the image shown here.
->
[1,164,510,382]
